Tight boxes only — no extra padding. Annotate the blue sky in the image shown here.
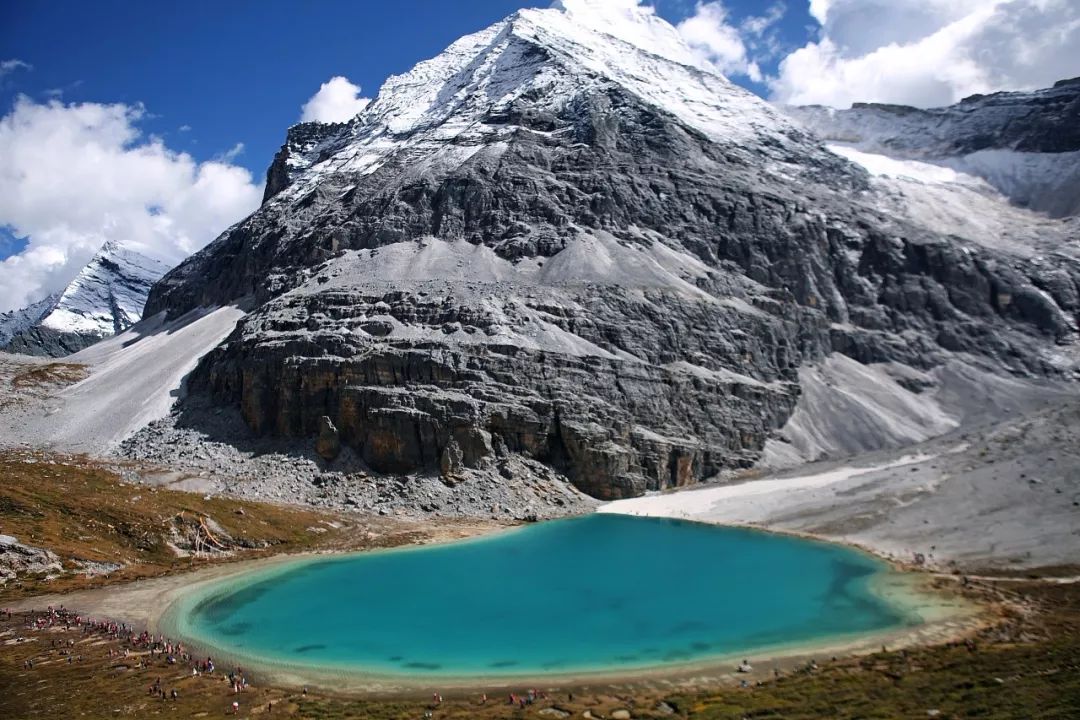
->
[1,0,812,180]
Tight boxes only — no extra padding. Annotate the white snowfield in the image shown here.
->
[599,452,935,523]
[26,306,243,453]
[826,143,1080,257]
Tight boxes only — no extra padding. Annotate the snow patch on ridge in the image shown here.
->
[599,451,936,521]
[827,144,987,187]
[827,143,1080,256]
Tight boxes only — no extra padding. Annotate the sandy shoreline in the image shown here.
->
[7,516,987,696]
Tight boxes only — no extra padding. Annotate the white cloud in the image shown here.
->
[675,2,786,82]
[0,96,262,312]
[300,76,371,124]
[215,142,245,163]
[0,59,32,77]
[742,3,786,40]
[678,3,751,75]
[771,0,1080,107]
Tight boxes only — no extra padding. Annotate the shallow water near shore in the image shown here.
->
[163,515,932,680]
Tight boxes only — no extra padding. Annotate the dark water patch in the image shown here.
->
[489,660,519,668]
[403,661,442,670]
[294,644,326,653]
[669,620,708,635]
[214,622,252,637]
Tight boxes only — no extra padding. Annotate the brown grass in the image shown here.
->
[0,451,493,602]
[10,362,89,388]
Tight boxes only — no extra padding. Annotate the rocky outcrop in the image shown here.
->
[5,325,104,357]
[262,121,347,204]
[0,534,63,584]
[141,8,1080,501]
[787,78,1080,157]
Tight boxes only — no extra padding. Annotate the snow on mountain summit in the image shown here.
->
[39,241,170,337]
[263,0,814,206]
[2,241,169,357]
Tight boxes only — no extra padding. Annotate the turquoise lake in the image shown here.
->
[169,515,919,678]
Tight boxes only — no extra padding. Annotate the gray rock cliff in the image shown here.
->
[141,7,1080,500]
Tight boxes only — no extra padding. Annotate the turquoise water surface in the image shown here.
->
[172,515,916,678]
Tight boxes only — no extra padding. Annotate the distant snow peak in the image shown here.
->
[0,293,58,347]
[1,241,170,356]
[40,242,170,336]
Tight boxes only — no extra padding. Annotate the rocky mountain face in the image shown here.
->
[144,5,1080,500]
[2,242,169,357]
[0,294,60,349]
[784,79,1080,217]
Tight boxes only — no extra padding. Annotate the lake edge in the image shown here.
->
[154,516,983,691]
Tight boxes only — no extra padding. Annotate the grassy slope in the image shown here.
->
[0,451,469,602]
[0,451,351,600]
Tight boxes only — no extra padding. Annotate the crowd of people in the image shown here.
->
[7,605,257,714]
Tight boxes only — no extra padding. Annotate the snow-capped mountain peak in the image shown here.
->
[1,241,170,357]
[39,241,170,336]
[264,2,812,205]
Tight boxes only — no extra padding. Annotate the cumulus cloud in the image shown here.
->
[770,0,1080,107]
[675,2,787,82]
[678,3,754,77]
[0,97,262,312]
[300,76,371,123]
